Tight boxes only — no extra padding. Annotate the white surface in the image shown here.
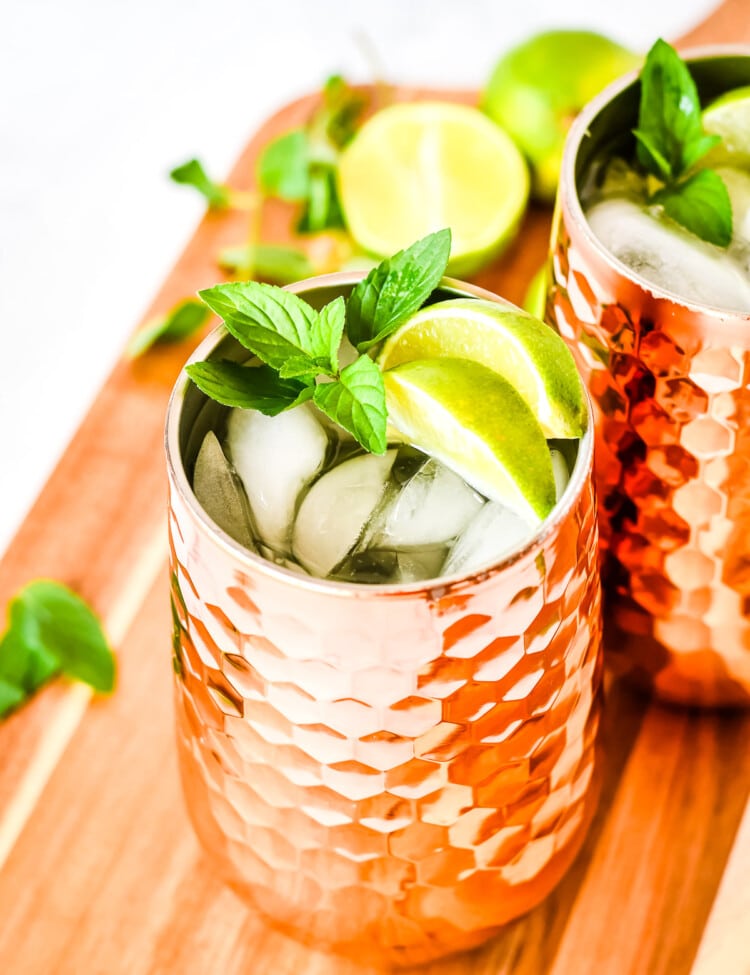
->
[0,0,713,558]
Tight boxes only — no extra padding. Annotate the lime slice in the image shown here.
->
[383,358,556,521]
[378,298,585,438]
[337,101,529,276]
[703,86,750,167]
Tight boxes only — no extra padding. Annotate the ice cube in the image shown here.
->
[550,449,570,502]
[226,403,330,555]
[586,197,750,312]
[192,431,257,550]
[367,457,484,549]
[442,502,535,577]
[293,450,397,578]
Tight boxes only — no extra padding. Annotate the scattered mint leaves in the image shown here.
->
[188,231,451,454]
[170,158,230,209]
[652,169,733,247]
[313,356,387,454]
[218,243,314,283]
[321,74,368,149]
[127,299,211,359]
[186,361,313,413]
[634,39,732,246]
[0,580,115,719]
[346,229,452,351]
[258,130,310,201]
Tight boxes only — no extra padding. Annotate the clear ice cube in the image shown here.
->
[226,403,330,555]
[442,502,535,578]
[367,457,484,549]
[292,449,397,578]
[193,431,257,550]
[586,196,750,312]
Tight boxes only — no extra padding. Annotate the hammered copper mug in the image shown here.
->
[549,49,750,707]
[166,272,603,967]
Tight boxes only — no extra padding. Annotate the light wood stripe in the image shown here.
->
[0,528,167,871]
[690,796,750,975]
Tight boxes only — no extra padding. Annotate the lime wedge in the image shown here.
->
[703,86,750,167]
[337,102,529,276]
[378,298,585,438]
[383,358,556,521]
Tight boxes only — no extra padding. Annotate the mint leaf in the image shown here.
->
[313,356,387,454]
[310,296,345,375]
[277,355,329,380]
[170,158,230,209]
[0,580,115,717]
[257,130,310,201]
[11,582,115,692]
[346,229,452,351]
[127,299,211,358]
[198,281,326,371]
[653,169,733,247]
[218,244,314,283]
[297,164,345,233]
[321,75,368,149]
[681,132,722,172]
[632,128,673,180]
[636,39,705,179]
[187,360,313,413]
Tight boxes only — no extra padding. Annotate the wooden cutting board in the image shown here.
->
[1,3,750,972]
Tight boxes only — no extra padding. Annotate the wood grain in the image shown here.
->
[1,1,750,972]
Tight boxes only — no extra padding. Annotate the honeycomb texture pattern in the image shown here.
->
[167,467,602,968]
[549,204,750,707]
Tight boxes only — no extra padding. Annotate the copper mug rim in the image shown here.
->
[165,270,595,598]
[560,44,750,328]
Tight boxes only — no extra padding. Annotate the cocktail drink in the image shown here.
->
[165,239,602,966]
[549,44,750,706]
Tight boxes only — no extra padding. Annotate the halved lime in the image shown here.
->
[383,358,556,521]
[337,101,529,276]
[378,298,586,438]
[703,86,750,167]
[483,31,639,200]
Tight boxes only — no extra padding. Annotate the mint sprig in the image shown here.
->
[634,39,731,246]
[186,230,451,454]
[0,581,116,719]
[169,158,231,209]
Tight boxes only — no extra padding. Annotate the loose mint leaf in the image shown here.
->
[187,360,313,413]
[257,130,310,201]
[198,281,326,370]
[635,39,711,180]
[653,169,733,247]
[127,299,211,358]
[277,355,328,380]
[297,164,345,233]
[321,75,368,149]
[218,243,314,284]
[0,580,115,717]
[170,158,230,209]
[346,229,452,351]
[310,296,345,375]
[313,356,387,454]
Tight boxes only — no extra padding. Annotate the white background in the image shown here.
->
[0,0,714,558]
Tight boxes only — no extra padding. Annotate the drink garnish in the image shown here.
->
[187,229,452,454]
[633,38,732,246]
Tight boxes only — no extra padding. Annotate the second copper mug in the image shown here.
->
[549,48,750,707]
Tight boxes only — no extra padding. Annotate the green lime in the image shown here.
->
[703,86,750,167]
[483,31,639,201]
[378,298,586,438]
[523,264,549,319]
[383,358,556,521]
[337,101,529,276]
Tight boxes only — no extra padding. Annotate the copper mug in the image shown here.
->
[549,48,750,707]
[166,272,603,966]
